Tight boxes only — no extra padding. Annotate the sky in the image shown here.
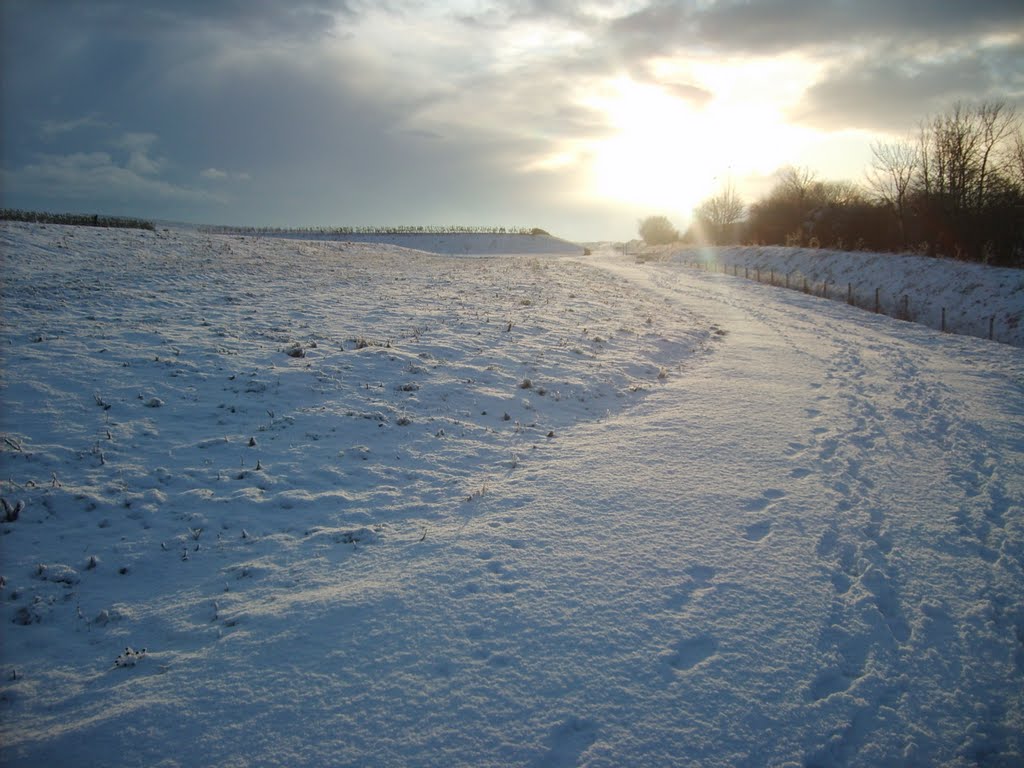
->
[1,1,1022,241]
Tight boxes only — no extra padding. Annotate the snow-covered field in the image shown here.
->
[219,230,587,256]
[1,222,1022,767]
[641,244,1024,347]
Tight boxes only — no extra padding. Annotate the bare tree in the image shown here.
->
[693,184,745,244]
[975,101,1018,209]
[810,179,865,207]
[915,101,1022,260]
[1010,130,1024,188]
[775,166,817,208]
[865,140,918,247]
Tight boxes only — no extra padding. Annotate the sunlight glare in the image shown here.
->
[584,78,718,214]
[583,69,812,217]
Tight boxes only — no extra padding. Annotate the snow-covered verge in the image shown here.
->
[644,244,1024,347]
[246,230,586,255]
[1,223,1022,767]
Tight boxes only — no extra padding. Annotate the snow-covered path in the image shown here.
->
[390,254,1024,767]
[544,255,1024,765]
[1,228,1022,766]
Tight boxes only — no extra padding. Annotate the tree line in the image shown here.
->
[1,209,156,231]
[641,101,1024,267]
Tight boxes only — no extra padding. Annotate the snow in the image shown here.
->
[235,230,587,256]
[641,244,1024,347]
[1,221,1022,766]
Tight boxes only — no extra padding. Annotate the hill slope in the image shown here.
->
[640,244,1024,346]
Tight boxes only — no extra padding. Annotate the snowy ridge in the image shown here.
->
[1,224,1022,766]
[652,245,1024,347]
[251,230,586,255]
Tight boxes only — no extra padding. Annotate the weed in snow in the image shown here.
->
[1,498,23,522]
[114,646,146,668]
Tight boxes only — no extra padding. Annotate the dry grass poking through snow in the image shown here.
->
[0,222,718,753]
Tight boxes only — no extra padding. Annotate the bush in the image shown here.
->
[638,216,678,245]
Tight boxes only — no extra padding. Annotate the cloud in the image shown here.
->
[45,0,356,42]
[114,132,163,175]
[660,81,714,108]
[606,0,1024,57]
[794,41,1024,132]
[3,151,221,206]
[3,0,1023,239]
[39,114,106,140]
[201,167,251,181]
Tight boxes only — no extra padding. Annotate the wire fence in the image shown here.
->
[684,260,1010,344]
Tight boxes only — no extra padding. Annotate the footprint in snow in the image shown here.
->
[687,564,716,583]
[665,635,719,672]
[533,717,599,768]
[665,565,716,611]
[743,520,772,542]
[809,667,857,701]
[785,441,808,457]
[742,488,786,511]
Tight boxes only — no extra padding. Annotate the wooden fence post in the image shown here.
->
[902,294,909,320]
[941,307,946,333]
[847,283,853,305]
[874,287,880,313]
[990,316,995,341]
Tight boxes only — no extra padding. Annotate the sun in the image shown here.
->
[579,74,807,218]
[584,78,721,214]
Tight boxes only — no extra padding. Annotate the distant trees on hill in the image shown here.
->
[1,209,155,230]
[673,101,1024,267]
